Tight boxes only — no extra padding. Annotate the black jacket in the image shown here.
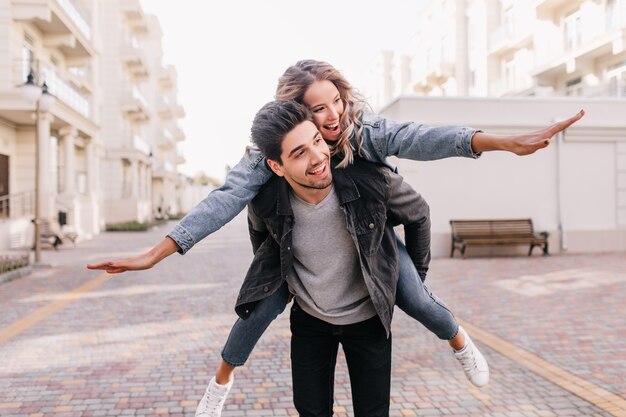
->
[235,157,431,335]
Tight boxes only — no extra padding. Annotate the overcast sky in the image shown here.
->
[139,0,426,181]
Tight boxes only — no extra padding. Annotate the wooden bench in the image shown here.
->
[449,219,548,258]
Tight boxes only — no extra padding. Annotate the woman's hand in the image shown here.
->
[472,109,585,155]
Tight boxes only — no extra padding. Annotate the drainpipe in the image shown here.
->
[555,128,566,252]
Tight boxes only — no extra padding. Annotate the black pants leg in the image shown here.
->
[290,304,391,417]
[341,315,391,417]
[291,304,338,417]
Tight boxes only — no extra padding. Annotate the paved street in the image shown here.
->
[1,214,625,417]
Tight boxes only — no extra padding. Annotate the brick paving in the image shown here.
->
[0,214,625,416]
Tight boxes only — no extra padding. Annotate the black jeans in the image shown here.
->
[290,303,391,417]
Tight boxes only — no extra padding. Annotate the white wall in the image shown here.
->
[381,95,626,257]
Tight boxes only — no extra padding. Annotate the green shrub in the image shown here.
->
[0,254,30,274]
[105,221,150,231]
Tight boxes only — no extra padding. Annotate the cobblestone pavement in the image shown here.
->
[1,214,625,416]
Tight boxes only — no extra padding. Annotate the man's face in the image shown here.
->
[267,120,332,199]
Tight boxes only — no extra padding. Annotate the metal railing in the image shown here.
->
[15,59,92,118]
[0,190,35,220]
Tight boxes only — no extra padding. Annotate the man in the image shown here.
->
[238,100,431,416]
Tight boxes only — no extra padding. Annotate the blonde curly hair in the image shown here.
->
[275,60,366,168]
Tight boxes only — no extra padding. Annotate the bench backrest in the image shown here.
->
[450,219,535,239]
[39,218,62,236]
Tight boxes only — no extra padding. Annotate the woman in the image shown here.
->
[88,60,584,417]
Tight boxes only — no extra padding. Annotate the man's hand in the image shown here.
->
[86,237,180,274]
[86,253,156,274]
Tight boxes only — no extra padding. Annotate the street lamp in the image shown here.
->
[20,69,56,263]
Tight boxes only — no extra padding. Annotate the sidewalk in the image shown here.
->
[0,214,624,417]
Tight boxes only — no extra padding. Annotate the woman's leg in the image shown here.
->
[394,236,458,341]
[221,282,290,370]
[394,237,489,387]
[195,283,290,417]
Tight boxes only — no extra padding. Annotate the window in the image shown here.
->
[22,33,35,82]
[608,62,626,97]
[564,10,582,51]
[606,0,624,30]
[503,5,515,38]
[503,58,516,90]
[565,77,583,96]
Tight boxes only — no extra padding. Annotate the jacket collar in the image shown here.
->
[275,156,360,216]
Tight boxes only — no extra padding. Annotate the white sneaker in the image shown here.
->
[453,326,489,387]
[195,376,233,417]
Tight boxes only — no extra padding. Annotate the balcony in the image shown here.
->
[121,37,149,80]
[151,160,176,179]
[174,147,185,165]
[532,27,626,78]
[120,0,149,34]
[535,0,585,20]
[158,65,176,90]
[132,134,150,156]
[66,65,93,93]
[43,67,91,118]
[122,85,149,122]
[490,76,535,97]
[157,97,186,120]
[488,25,533,56]
[169,124,185,142]
[155,128,175,150]
[7,60,92,119]
[11,0,94,58]
[424,61,455,85]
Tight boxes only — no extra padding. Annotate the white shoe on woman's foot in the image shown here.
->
[453,326,489,387]
[195,376,233,417]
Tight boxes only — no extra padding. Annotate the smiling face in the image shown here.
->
[266,120,332,204]
[302,80,345,142]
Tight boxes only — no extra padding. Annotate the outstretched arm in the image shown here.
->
[361,109,585,163]
[167,147,273,254]
[86,236,180,274]
[471,110,585,155]
[86,147,273,273]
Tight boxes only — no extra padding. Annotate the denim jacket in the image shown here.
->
[236,157,430,336]
[168,113,479,253]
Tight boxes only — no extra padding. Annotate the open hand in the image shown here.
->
[507,109,585,156]
[86,253,155,274]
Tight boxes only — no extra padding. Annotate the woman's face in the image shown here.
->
[302,80,344,141]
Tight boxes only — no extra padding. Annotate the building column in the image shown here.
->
[130,158,138,198]
[38,112,55,219]
[85,140,95,196]
[60,126,78,196]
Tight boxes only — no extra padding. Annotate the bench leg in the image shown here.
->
[543,242,549,256]
[461,243,467,258]
[528,244,535,256]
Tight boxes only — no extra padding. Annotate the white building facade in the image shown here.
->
[0,0,187,250]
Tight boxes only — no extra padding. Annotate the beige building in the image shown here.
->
[366,0,626,256]
[98,0,186,224]
[0,0,186,251]
[369,0,626,104]
[0,0,101,249]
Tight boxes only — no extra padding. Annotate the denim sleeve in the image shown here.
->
[358,113,481,164]
[384,170,431,281]
[167,148,273,254]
